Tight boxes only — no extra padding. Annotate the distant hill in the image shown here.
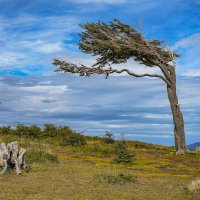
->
[188,142,200,150]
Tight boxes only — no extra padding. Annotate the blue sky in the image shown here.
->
[0,0,200,145]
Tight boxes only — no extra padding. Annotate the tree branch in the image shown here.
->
[53,59,171,86]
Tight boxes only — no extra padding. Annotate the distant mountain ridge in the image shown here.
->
[188,142,200,150]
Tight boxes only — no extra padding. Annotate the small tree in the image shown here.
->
[53,19,189,154]
[114,140,134,163]
[103,130,114,144]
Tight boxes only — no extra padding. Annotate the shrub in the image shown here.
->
[0,125,12,135]
[113,141,134,163]
[59,126,86,146]
[43,123,58,137]
[95,172,137,185]
[103,131,114,144]
[16,124,42,138]
[26,150,59,164]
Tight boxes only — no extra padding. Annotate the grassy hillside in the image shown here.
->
[0,125,200,200]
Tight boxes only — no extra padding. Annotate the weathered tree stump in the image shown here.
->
[0,141,26,174]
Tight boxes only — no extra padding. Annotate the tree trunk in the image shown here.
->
[167,85,189,154]
[0,141,26,174]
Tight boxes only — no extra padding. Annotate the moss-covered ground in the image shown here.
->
[0,134,200,200]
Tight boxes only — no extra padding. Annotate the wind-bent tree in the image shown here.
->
[53,19,189,154]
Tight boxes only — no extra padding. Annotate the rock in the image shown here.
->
[0,141,26,174]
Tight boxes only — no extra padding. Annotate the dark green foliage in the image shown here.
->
[103,131,114,144]
[0,124,86,147]
[53,19,179,79]
[59,126,86,146]
[114,141,134,163]
[78,19,179,67]
[16,124,42,138]
[95,172,137,185]
[26,150,58,164]
[43,123,58,137]
[0,125,12,134]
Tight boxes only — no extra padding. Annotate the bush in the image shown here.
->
[95,172,137,185]
[26,150,59,164]
[113,141,134,163]
[0,125,12,135]
[16,124,42,138]
[103,131,114,144]
[43,123,58,137]
[59,126,86,146]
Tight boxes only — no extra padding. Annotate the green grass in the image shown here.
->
[0,133,200,200]
[94,172,137,185]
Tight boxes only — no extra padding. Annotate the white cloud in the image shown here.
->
[21,39,62,54]
[19,85,69,94]
[173,33,200,76]
[0,14,81,68]
[173,33,200,49]
[182,69,200,77]
[0,52,25,66]
[144,113,171,119]
[106,124,128,128]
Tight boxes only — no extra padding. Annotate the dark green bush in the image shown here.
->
[16,124,42,138]
[26,150,58,164]
[0,125,12,134]
[43,123,58,137]
[59,126,86,146]
[95,172,137,185]
[113,141,134,163]
[103,131,114,144]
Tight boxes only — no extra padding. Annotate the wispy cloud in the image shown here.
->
[173,33,200,75]
[173,33,200,49]
[143,114,171,119]
[20,40,62,54]
[0,52,25,66]
[0,14,81,71]
[19,85,69,94]
[0,0,199,146]
[0,74,200,145]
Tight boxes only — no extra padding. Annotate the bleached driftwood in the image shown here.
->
[0,141,26,174]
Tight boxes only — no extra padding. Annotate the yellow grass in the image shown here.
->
[188,178,200,194]
[0,135,200,200]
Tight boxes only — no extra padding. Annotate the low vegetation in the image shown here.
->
[103,131,115,144]
[95,172,137,185]
[187,178,200,194]
[0,123,86,146]
[113,140,134,163]
[26,150,59,164]
[0,124,200,200]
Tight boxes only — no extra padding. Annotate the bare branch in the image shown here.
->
[53,59,171,86]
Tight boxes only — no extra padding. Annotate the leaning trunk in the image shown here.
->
[167,85,189,154]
